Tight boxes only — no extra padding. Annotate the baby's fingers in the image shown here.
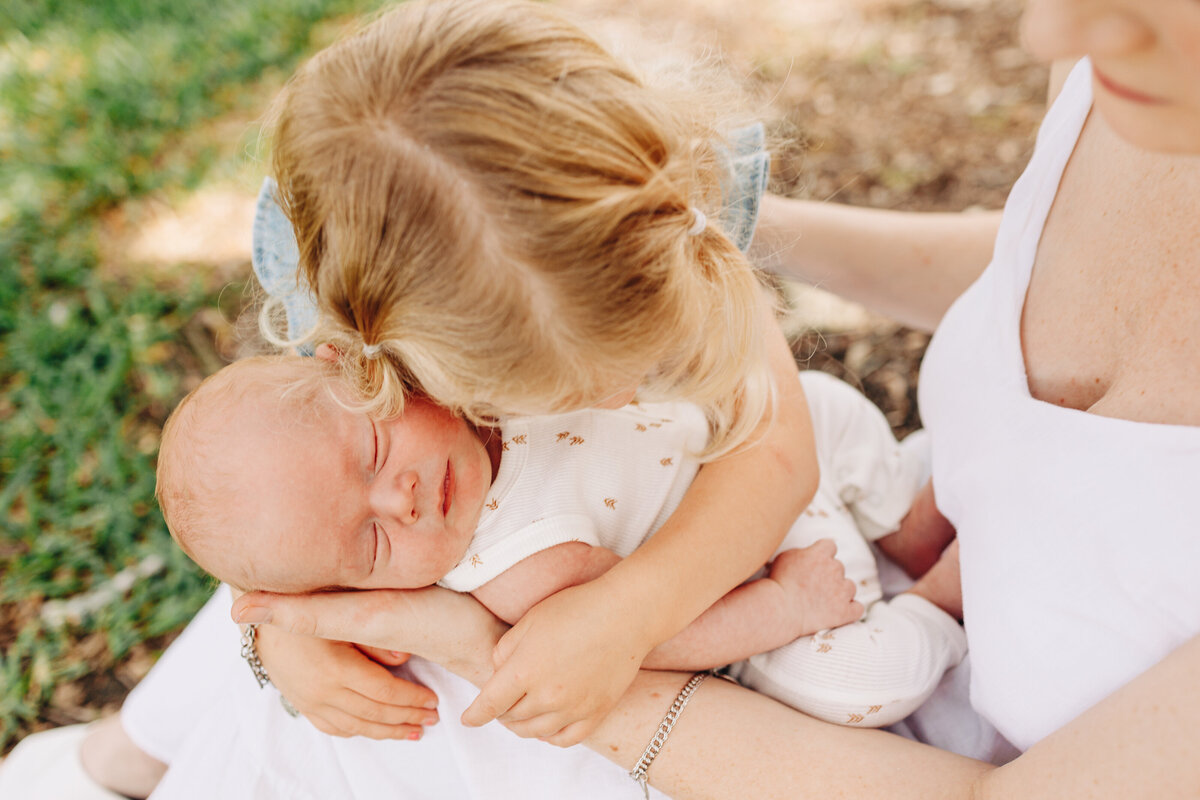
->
[541,719,595,749]
[499,710,572,741]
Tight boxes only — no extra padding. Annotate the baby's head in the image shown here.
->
[156,356,496,593]
[266,0,771,457]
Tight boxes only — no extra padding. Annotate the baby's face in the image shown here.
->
[210,385,495,593]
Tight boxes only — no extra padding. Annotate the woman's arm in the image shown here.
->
[590,634,1200,800]
[235,588,1200,799]
[752,195,1002,331]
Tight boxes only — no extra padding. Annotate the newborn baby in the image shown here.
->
[157,355,965,726]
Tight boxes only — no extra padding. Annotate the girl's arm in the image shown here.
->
[459,297,820,743]
[234,588,1200,798]
[752,194,1002,332]
[472,539,861,668]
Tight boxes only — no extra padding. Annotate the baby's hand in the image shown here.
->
[767,540,862,638]
[254,623,440,740]
[460,579,650,747]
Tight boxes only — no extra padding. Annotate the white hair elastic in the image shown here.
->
[687,207,707,237]
[362,343,383,359]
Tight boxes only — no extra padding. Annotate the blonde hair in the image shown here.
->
[265,0,771,457]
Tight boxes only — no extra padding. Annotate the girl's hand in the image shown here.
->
[460,579,651,747]
[252,621,440,740]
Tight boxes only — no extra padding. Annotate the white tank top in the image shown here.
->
[918,59,1200,751]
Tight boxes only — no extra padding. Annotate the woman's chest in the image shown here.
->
[1020,120,1200,425]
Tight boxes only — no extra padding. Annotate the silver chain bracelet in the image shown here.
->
[239,623,272,689]
[240,622,302,717]
[629,671,712,799]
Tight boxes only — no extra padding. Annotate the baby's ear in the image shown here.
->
[314,343,341,363]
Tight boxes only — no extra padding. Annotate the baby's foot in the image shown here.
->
[80,714,167,798]
[907,539,962,620]
[876,479,957,579]
[0,716,164,800]
[767,541,863,639]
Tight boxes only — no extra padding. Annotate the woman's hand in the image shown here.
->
[461,578,652,747]
[253,623,439,740]
[234,586,507,689]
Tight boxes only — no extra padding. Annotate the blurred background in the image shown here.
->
[0,0,1046,753]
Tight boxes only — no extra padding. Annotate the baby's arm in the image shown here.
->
[471,540,861,671]
[470,542,619,625]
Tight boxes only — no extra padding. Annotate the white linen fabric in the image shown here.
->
[124,588,651,800]
[445,372,924,599]
[918,58,1200,752]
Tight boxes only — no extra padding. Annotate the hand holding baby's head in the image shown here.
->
[156,356,496,594]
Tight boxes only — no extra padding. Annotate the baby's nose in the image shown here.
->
[377,470,420,525]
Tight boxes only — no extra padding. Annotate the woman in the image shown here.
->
[236,0,1200,796]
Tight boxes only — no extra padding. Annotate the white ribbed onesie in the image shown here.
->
[438,370,967,727]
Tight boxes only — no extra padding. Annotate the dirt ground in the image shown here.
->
[554,0,1048,434]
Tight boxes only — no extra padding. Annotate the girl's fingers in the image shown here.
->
[541,719,594,748]
[494,693,551,725]
[337,689,440,727]
[304,711,350,739]
[499,710,570,740]
[315,707,427,741]
[461,678,525,727]
[356,644,411,667]
[343,657,439,710]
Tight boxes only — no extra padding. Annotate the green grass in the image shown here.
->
[0,0,379,752]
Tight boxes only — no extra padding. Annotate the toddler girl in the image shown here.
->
[252,0,820,744]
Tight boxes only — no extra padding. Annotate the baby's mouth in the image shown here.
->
[442,461,453,517]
